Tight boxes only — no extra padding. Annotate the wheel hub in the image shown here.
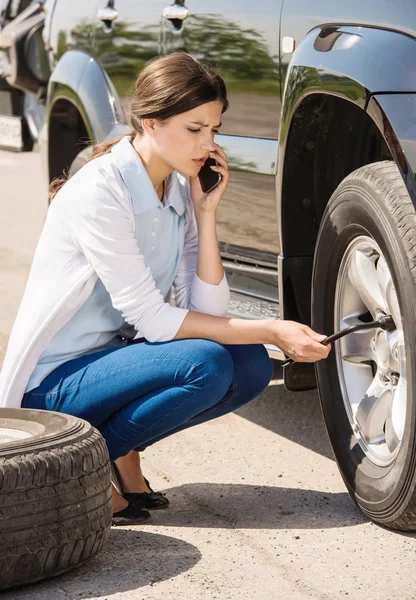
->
[335,236,406,466]
[374,329,390,374]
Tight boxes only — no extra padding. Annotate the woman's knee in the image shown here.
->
[228,344,273,400]
[177,339,234,397]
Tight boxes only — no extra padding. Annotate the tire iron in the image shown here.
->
[281,315,395,367]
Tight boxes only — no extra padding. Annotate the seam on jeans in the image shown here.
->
[46,355,206,395]
[112,375,224,456]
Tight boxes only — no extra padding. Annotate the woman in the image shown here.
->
[0,53,330,525]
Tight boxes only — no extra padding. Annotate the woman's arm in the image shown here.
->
[174,312,331,364]
[173,181,229,316]
[191,147,227,286]
[67,181,188,343]
[195,210,224,285]
[173,145,231,316]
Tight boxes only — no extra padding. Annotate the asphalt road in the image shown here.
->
[1,149,415,600]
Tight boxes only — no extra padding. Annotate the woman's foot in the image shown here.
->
[114,451,169,510]
[111,483,151,526]
[114,450,152,493]
[112,483,128,513]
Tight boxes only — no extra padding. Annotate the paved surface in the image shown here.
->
[1,149,415,600]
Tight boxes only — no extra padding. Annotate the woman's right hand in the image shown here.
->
[270,320,331,363]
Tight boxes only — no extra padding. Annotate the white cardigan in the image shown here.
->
[0,136,230,408]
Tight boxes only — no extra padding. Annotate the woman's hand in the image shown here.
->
[270,320,331,363]
[189,144,229,216]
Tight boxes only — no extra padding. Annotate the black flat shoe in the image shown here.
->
[111,462,170,510]
[123,488,169,510]
[123,478,169,510]
[112,503,151,526]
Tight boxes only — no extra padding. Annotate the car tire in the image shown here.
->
[312,160,416,530]
[0,408,112,591]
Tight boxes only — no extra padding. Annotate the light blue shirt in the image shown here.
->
[24,136,229,393]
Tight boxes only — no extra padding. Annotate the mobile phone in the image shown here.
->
[198,156,222,193]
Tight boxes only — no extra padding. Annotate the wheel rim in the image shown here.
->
[0,428,34,445]
[334,235,407,466]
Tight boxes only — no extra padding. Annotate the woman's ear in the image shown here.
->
[141,118,158,137]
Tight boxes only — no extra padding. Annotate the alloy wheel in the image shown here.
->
[334,235,406,466]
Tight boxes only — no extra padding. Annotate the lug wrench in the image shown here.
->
[281,315,396,367]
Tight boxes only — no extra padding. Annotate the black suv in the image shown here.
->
[2,0,416,531]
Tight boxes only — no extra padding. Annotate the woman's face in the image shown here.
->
[152,100,224,177]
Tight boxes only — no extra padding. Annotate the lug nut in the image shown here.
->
[391,373,400,386]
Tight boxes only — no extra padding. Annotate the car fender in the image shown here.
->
[40,49,129,185]
[278,25,416,227]
[46,49,126,142]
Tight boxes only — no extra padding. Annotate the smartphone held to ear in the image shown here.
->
[198,156,222,193]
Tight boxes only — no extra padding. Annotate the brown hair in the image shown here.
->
[49,52,228,200]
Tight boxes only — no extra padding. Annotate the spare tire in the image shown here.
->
[0,408,112,591]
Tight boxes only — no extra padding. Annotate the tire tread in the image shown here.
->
[0,417,111,591]
[326,161,416,531]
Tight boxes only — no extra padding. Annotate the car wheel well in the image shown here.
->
[48,99,90,183]
[280,93,393,328]
[282,93,393,256]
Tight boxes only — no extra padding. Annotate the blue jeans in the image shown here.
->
[22,339,272,461]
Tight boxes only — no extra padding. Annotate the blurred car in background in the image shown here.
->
[0,0,42,150]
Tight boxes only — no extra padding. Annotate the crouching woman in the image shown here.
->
[0,52,330,525]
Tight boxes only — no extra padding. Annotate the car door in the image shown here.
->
[91,0,165,120]
[162,0,283,283]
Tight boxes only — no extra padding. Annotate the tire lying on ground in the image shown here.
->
[312,161,416,530]
[0,408,112,591]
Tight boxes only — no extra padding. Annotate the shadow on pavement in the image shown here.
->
[146,483,366,529]
[237,361,335,460]
[3,530,201,600]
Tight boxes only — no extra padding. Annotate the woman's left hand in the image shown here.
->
[189,144,229,215]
